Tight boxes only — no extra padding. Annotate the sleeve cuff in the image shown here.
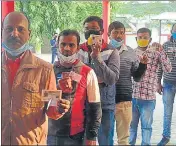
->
[86,131,97,140]
[139,62,147,69]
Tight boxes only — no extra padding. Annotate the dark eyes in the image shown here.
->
[18,27,25,32]
[113,31,124,35]
[138,37,149,40]
[5,26,25,32]
[61,43,75,48]
[84,28,99,31]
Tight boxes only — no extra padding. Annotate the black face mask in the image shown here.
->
[84,30,101,40]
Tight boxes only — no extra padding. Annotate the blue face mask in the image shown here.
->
[109,39,124,49]
[2,43,32,57]
[172,32,176,40]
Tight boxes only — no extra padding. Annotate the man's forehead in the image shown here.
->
[59,35,77,42]
[113,28,124,31]
[137,32,150,36]
[3,12,28,27]
[84,21,99,27]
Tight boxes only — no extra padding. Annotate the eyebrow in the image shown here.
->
[4,24,26,28]
[61,42,75,45]
[114,30,124,32]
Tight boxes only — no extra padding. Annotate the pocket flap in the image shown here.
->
[23,82,39,92]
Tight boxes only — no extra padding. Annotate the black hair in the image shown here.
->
[108,21,125,34]
[137,27,151,37]
[58,29,80,46]
[83,16,103,30]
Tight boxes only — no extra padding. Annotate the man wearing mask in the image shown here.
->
[129,28,172,145]
[108,21,147,145]
[1,12,70,145]
[47,29,102,146]
[79,16,120,145]
[157,24,176,146]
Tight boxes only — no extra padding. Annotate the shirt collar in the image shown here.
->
[118,44,128,54]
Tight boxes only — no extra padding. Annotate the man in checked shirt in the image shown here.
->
[129,28,172,145]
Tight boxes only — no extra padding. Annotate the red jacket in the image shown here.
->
[49,60,102,140]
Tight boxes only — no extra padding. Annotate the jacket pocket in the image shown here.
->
[23,82,43,108]
[23,82,39,92]
[100,85,116,104]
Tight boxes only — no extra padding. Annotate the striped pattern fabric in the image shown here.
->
[115,45,140,102]
[133,47,172,100]
[157,40,176,83]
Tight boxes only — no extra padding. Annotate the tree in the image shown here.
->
[15,1,176,52]
[15,1,103,52]
[111,1,176,19]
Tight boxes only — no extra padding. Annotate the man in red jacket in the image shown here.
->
[47,29,102,146]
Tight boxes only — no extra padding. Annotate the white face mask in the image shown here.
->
[2,43,32,57]
[57,51,78,65]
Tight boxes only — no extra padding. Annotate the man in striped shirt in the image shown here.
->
[108,21,147,145]
[157,23,176,146]
[129,28,172,145]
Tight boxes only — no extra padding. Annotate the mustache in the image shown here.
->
[8,37,21,43]
[62,51,72,56]
[115,38,122,42]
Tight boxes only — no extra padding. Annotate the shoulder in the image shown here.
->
[102,43,118,54]
[163,41,171,46]
[127,46,137,56]
[127,45,135,51]
[124,46,138,62]
[80,61,92,72]
[162,41,173,50]
[122,46,136,56]
[34,55,53,71]
[87,68,97,80]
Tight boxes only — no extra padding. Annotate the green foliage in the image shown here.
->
[111,1,176,19]
[15,1,102,51]
[15,1,176,52]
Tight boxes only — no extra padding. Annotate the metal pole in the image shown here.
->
[102,0,110,43]
[159,20,161,43]
[2,1,15,22]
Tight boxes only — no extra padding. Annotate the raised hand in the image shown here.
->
[151,42,163,52]
[140,54,148,64]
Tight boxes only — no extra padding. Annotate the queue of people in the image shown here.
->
[1,11,175,146]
